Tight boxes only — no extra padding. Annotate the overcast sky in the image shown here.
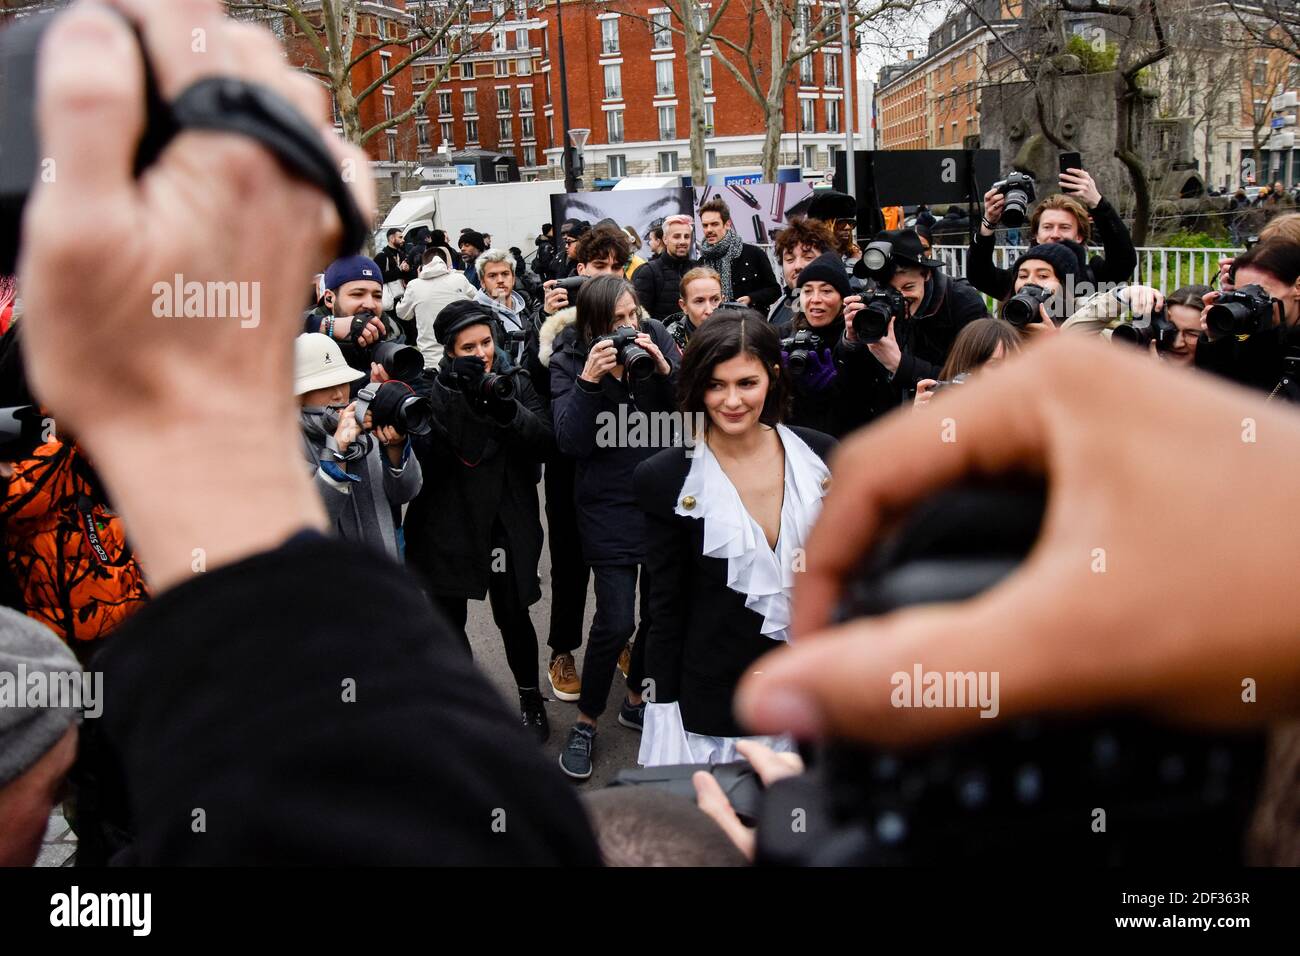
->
[857,0,952,80]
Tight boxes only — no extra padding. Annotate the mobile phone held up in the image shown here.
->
[1059,151,1083,178]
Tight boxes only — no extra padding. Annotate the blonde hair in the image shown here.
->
[1030,194,1092,245]
[1259,212,1300,246]
[679,266,722,299]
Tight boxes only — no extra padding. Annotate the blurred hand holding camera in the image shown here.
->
[16,0,375,590]
[692,740,806,862]
[736,337,1300,745]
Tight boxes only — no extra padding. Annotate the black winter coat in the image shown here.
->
[776,315,889,438]
[1195,325,1300,403]
[634,426,837,736]
[727,243,782,314]
[966,197,1138,301]
[405,356,552,603]
[549,315,681,565]
[632,251,698,321]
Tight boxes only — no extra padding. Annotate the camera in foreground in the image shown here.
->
[1205,284,1278,338]
[353,381,432,436]
[597,326,656,383]
[853,288,908,343]
[1002,284,1054,327]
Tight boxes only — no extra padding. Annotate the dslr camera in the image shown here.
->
[1205,284,1278,338]
[555,275,590,298]
[347,310,423,382]
[853,288,908,344]
[353,381,432,436]
[1111,306,1179,352]
[596,326,656,383]
[990,172,1036,228]
[779,328,826,376]
[1002,284,1055,328]
[446,359,518,402]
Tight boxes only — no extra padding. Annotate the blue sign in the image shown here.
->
[723,173,763,185]
[1272,117,1287,129]
[455,164,477,186]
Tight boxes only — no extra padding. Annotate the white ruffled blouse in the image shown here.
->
[639,425,831,767]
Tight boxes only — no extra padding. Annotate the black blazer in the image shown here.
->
[633,425,837,737]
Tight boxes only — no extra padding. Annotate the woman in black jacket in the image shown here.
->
[404,301,555,741]
[775,251,888,437]
[549,274,681,779]
[634,309,835,763]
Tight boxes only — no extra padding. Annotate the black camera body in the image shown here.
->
[1205,284,1277,338]
[1002,283,1054,327]
[854,288,908,343]
[353,380,432,436]
[779,328,826,376]
[1111,306,1180,352]
[991,172,1036,228]
[597,326,655,383]
[555,275,589,298]
[447,360,517,402]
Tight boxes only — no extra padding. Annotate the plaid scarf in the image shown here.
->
[696,228,743,299]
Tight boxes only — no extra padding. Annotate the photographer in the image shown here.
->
[666,267,724,351]
[775,252,886,436]
[697,198,780,313]
[396,247,475,370]
[914,318,1022,407]
[303,255,389,374]
[767,216,837,326]
[374,227,412,314]
[995,242,1090,341]
[549,275,679,779]
[969,167,1137,301]
[633,214,699,322]
[842,229,988,407]
[403,302,554,741]
[295,333,422,560]
[473,248,533,368]
[1196,240,1300,402]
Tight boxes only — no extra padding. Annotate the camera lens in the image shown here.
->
[482,372,517,401]
[1003,293,1038,328]
[1001,188,1029,227]
[621,344,656,383]
[863,247,888,273]
[394,394,433,436]
[787,349,810,376]
[373,342,423,382]
[853,302,891,343]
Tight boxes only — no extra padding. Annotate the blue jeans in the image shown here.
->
[578,564,648,721]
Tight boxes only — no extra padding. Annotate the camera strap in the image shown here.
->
[167,77,369,259]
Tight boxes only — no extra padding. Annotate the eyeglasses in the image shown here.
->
[563,236,578,245]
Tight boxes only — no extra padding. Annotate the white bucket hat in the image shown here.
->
[294,333,366,396]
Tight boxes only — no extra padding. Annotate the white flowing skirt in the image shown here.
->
[638,701,795,766]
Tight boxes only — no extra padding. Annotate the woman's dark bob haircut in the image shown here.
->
[575,274,641,343]
[676,307,788,426]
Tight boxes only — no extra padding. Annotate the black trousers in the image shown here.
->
[544,457,589,657]
[429,547,540,692]
[577,563,649,721]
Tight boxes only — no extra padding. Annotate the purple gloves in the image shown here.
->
[803,347,838,392]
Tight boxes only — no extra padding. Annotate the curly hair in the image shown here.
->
[772,216,836,261]
[574,225,632,268]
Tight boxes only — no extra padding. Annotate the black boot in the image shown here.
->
[519,688,549,744]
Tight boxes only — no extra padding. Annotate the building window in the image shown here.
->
[826,98,840,133]
[702,56,713,93]
[497,88,511,112]
[524,144,536,166]
[520,87,533,111]
[800,98,815,132]
[463,89,477,115]
[383,92,394,121]
[656,59,675,95]
[602,17,620,54]
[658,150,679,172]
[803,144,817,169]
[937,125,944,144]
[652,12,672,49]
[493,29,506,53]
[417,121,429,147]
[517,58,531,75]
[608,154,627,177]
[499,117,512,141]
[391,171,401,196]
[704,101,715,132]
[824,53,839,88]
[515,0,527,19]
[460,61,474,80]
[380,51,391,77]
[658,104,676,140]
[516,29,528,49]
[438,91,452,116]
[496,165,511,182]
[706,147,717,168]
[605,63,622,99]
[465,119,479,142]
[799,55,814,85]
[432,37,448,57]
[495,59,510,77]
[440,121,453,145]
[607,109,625,144]
[387,134,397,163]
[386,19,399,40]
[521,115,534,139]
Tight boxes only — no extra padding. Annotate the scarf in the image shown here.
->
[697,229,743,299]
[300,406,371,461]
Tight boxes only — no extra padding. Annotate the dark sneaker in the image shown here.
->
[519,688,549,744]
[559,723,596,780]
[617,697,645,732]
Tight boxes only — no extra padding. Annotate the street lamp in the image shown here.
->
[568,128,590,190]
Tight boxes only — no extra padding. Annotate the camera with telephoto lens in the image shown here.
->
[448,359,518,402]
[991,172,1036,228]
[555,275,590,298]
[597,326,656,383]
[779,328,826,377]
[352,381,432,436]
[1205,284,1277,338]
[859,241,896,280]
[1111,306,1180,352]
[749,480,1265,866]
[854,288,908,344]
[1002,283,1055,327]
[371,341,423,382]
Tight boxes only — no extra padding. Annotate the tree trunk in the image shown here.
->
[682,3,709,183]
[1116,76,1152,244]
[761,7,784,182]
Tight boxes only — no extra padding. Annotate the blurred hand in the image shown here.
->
[17,0,375,589]
[693,741,805,862]
[370,361,391,384]
[913,378,938,407]
[735,337,1300,746]
[634,331,672,376]
[580,339,618,384]
[1216,256,1235,292]
[841,294,864,341]
[1119,284,1165,318]
[335,402,361,454]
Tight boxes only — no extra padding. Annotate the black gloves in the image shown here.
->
[441,354,486,391]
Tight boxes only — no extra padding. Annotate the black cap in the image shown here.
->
[806,190,857,222]
[796,251,852,299]
[870,228,944,269]
[434,300,496,346]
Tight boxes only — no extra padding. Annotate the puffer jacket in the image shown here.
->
[632,252,698,322]
[545,308,682,565]
[397,257,477,369]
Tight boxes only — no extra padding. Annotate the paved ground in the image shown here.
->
[38,484,641,865]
